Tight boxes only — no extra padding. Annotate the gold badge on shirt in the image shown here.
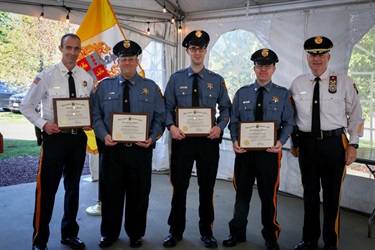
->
[142,88,149,95]
[272,96,279,103]
[82,81,87,87]
[207,83,213,89]
[328,76,337,93]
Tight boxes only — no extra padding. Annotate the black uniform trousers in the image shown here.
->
[298,133,346,247]
[100,143,153,241]
[229,150,281,243]
[167,137,220,237]
[32,130,87,246]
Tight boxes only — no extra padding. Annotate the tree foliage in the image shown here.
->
[0,12,77,90]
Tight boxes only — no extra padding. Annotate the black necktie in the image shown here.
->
[67,71,76,98]
[123,80,131,112]
[255,87,264,121]
[311,77,321,138]
[192,73,199,106]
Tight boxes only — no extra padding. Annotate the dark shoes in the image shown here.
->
[294,241,318,250]
[99,237,117,248]
[130,238,142,248]
[200,235,218,248]
[61,237,85,249]
[32,246,48,250]
[265,241,280,250]
[222,234,246,247]
[163,233,183,247]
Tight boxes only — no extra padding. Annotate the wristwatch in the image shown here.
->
[348,144,359,149]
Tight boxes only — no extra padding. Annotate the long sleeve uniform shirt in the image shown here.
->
[20,61,94,129]
[229,81,295,144]
[164,66,231,132]
[91,73,165,144]
[290,69,363,144]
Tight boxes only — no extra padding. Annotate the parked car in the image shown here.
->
[9,92,41,113]
[0,82,18,111]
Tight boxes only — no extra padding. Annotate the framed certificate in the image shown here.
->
[176,107,213,137]
[238,121,276,150]
[53,98,92,129]
[111,112,149,143]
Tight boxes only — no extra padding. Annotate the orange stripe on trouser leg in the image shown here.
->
[32,147,44,244]
[333,134,348,246]
[272,151,282,240]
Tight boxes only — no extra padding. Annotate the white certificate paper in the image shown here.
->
[239,121,276,150]
[111,113,149,142]
[53,98,91,129]
[176,107,213,136]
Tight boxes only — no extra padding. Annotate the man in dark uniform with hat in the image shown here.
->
[222,48,294,250]
[290,36,363,250]
[91,39,165,248]
[163,30,231,248]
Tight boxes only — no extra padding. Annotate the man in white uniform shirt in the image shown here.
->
[290,36,363,250]
[20,33,94,250]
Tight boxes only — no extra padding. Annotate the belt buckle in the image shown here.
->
[125,143,132,147]
[71,129,78,135]
[317,130,324,139]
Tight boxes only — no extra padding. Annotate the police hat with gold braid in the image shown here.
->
[251,48,279,65]
[182,30,210,48]
[304,36,333,54]
[113,40,142,57]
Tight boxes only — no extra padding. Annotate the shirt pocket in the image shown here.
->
[103,93,120,113]
[323,93,345,116]
[175,88,192,106]
[201,91,218,107]
[293,94,311,117]
[138,93,155,113]
[238,102,255,121]
[266,102,283,120]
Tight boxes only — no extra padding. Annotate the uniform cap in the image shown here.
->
[182,30,210,48]
[250,48,279,65]
[304,36,333,54]
[113,40,142,57]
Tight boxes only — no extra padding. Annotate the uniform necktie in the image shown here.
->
[192,73,199,106]
[67,71,76,98]
[311,77,321,138]
[255,87,264,121]
[123,80,131,112]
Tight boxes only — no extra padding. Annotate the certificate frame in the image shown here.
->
[176,107,214,137]
[110,112,149,143]
[53,97,92,129]
[238,121,277,150]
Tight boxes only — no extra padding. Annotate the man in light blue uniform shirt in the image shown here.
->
[163,30,231,248]
[91,40,165,248]
[223,48,295,250]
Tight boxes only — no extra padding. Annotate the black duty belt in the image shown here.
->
[60,129,78,134]
[300,128,344,139]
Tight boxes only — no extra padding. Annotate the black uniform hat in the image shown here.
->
[304,36,333,54]
[182,30,210,48]
[250,48,279,65]
[113,40,142,57]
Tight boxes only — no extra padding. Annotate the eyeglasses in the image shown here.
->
[118,57,137,63]
[188,47,207,53]
[254,65,274,70]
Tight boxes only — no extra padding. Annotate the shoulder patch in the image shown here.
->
[158,88,164,99]
[222,82,228,92]
[33,77,41,85]
[289,96,295,108]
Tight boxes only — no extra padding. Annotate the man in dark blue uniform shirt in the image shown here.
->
[91,40,165,248]
[223,48,295,250]
[163,30,231,248]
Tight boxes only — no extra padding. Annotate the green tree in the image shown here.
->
[0,11,77,90]
[349,25,375,123]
